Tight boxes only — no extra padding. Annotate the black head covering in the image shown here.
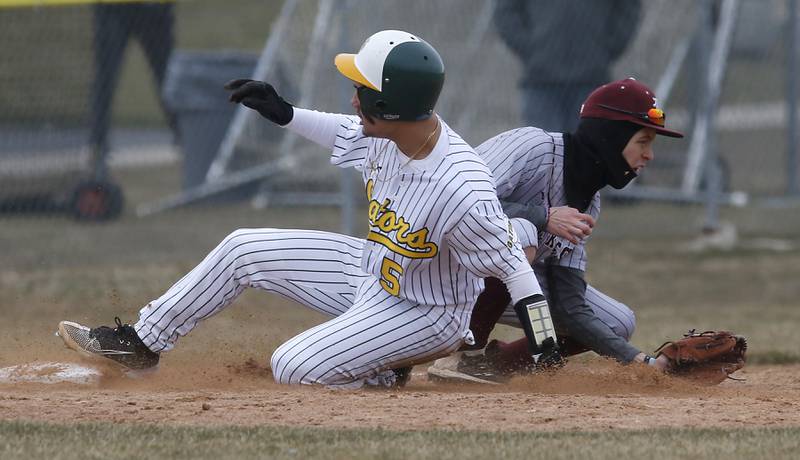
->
[563,118,642,211]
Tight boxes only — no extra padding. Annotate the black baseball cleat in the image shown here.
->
[458,352,510,383]
[392,366,413,388]
[57,317,160,370]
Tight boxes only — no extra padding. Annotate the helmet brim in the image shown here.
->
[583,112,685,138]
[629,119,684,138]
[335,54,379,91]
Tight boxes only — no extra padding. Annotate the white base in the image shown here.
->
[426,365,499,385]
[426,354,500,386]
[0,362,103,385]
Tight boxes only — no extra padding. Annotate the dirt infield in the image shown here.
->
[2,197,799,439]
[2,357,798,432]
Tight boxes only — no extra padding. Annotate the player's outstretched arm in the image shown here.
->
[226,78,353,150]
[547,265,641,363]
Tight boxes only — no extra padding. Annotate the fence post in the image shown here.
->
[788,0,799,195]
[700,0,721,232]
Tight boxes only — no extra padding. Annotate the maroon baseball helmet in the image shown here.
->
[579,78,684,138]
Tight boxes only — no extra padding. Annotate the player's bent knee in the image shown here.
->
[270,344,323,385]
[217,228,251,255]
[617,305,636,341]
[221,228,259,247]
[220,228,283,262]
[626,311,636,340]
[271,344,363,386]
[270,357,347,386]
[270,345,296,384]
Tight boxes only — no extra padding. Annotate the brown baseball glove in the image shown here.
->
[655,330,747,385]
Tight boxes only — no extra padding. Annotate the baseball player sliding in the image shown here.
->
[57,30,562,388]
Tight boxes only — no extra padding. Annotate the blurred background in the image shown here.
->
[0,0,798,368]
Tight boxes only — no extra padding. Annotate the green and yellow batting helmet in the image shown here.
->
[335,30,445,121]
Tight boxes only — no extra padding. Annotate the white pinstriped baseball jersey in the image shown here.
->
[477,127,600,271]
[330,112,531,309]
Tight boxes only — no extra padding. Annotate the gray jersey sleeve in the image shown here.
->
[545,264,640,363]
[501,200,548,233]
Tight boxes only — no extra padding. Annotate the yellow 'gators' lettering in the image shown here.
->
[365,179,438,259]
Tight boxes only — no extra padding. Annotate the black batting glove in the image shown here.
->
[224,79,294,126]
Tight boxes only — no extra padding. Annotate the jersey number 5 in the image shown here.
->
[380,257,403,296]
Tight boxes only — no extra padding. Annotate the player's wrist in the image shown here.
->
[503,265,540,303]
[259,95,293,126]
[545,207,558,233]
[636,352,669,371]
[527,205,548,233]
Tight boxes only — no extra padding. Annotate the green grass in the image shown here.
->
[749,350,800,365]
[1,421,799,460]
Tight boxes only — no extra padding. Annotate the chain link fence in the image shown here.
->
[0,0,798,228]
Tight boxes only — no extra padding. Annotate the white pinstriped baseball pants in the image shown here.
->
[134,229,469,388]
